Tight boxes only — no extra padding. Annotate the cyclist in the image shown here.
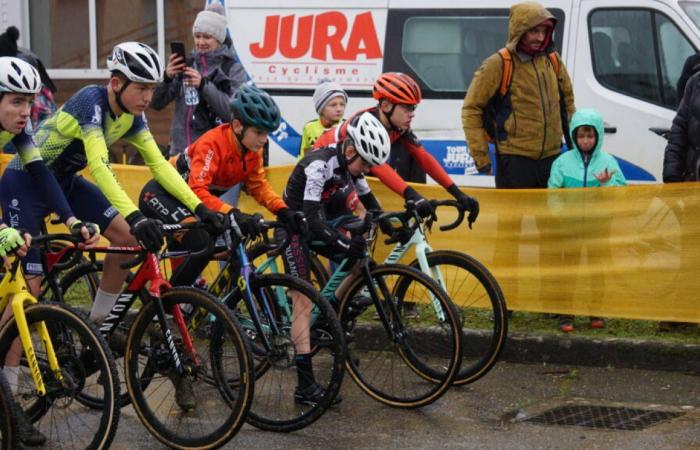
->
[0,56,105,446]
[0,44,223,409]
[139,84,301,288]
[281,111,390,406]
[315,72,480,227]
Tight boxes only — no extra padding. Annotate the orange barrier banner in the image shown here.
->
[2,156,696,323]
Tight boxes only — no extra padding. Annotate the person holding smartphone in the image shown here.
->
[151,2,246,157]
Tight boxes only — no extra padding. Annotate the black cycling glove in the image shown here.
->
[403,186,436,220]
[230,209,263,238]
[447,184,480,229]
[126,211,163,253]
[195,203,225,234]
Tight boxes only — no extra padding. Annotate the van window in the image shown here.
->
[384,9,565,99]
[590,9,696,109]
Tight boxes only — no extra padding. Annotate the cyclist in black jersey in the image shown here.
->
[280,111,391,405]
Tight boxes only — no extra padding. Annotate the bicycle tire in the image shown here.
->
[125,287,254,449]
[57,260,146,408]
[225,273,346,432]
[0,302,120,449]
[0,372,17,450]
[39,241,101,304]
[338,263,462,408]
[405,250,507,385]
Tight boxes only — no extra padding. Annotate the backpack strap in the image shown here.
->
[497,48,513,97]
[548,51,560,75]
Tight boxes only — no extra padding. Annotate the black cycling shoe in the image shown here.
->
[15,402,47,446]
[344,296,373,322]
[294,383,342,407]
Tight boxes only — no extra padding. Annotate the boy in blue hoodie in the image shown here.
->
[548,108,626,331]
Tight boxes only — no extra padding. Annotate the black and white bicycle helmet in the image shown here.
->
[0,56,41,94]
[345,112,390,167]
[107,42,163,83]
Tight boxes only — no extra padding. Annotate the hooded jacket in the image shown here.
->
[462,1,575,170]
[151,44,246,155]
[664,71,700,182]
[548,108,626,188]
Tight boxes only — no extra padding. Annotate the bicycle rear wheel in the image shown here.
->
[125,287,254,450]
[0,372,17,450]
[0,302,120,449]
[406,250,507,385]
[338,263,462,408]
[225,273,346,432]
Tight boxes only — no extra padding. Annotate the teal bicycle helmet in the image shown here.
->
[230,85,281,132]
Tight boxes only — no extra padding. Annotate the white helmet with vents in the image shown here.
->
[107,42,163,83]
[346,112,390,167]
[0,57,41,94]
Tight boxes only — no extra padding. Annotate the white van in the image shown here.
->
[227,0,700,186]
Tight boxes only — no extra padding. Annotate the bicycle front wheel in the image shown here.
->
[338,263,462,408]
[0,302,120,450]
[125,287,254,450]
[226,273,346,432]
[407,250,508,385]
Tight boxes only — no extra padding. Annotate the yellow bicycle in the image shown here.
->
[0,234,119,449]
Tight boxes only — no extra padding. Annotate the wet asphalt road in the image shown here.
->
[99,361,700,449]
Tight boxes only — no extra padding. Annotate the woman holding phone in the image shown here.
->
[151,2,246,156]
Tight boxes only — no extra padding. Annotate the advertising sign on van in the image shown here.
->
[232,9,387,89]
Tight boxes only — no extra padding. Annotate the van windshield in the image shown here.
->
[681,2,700,30]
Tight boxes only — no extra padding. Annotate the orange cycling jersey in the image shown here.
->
[313,107,454,195]
[175,123,286,214]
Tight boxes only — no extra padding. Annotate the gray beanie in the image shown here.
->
[313,79,347,113]
[193,10,228,43]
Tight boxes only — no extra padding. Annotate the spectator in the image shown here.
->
[298,78,347,160]
[461,1,575,314]
[676,52,700,107]
[0,26,57,132]
[548,108,626,332]
[151,3,246,156]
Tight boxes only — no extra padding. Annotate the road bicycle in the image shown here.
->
[0,233,119,449]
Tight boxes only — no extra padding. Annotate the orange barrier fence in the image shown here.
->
[2,155,697,323]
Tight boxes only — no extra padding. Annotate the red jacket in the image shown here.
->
[182,123,286,213]
[314,107,454,195]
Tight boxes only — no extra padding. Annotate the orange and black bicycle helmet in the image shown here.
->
[372,72,422,105]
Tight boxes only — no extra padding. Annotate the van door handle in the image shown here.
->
[604,122,617,134]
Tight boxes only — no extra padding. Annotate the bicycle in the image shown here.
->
[249,200,508,387]
[0,233,120,449]
[192,217,346,433]
[251,212,464,408]
[44,224,255,449]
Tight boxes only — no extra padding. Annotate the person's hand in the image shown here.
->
[477,163,493,175]
[195,204,225,234]
[125,212,163,253]
[276,207,305,234]
[165,53,186,80]
[183,67,203,89]
[347,235,366,259]
[594,168,617,184]
[68,219,101,247]
[454,191,480,229]
[230,210,263,238]
[0,226,27,267]
[403,186,436,220]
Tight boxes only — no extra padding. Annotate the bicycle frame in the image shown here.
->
[0,260,62,396]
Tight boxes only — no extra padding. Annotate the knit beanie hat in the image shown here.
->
[192,8,228,44]
[0,26,19,57]
[313,79,347,114]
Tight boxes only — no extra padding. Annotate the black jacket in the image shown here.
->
[664,71,700,182]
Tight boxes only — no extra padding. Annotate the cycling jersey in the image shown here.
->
[6,85,201,218]
[173,123,286,214]
[313,107,455,196]
[284,146,379,254]
[0,129,73,224]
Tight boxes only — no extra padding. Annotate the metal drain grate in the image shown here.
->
[525,405,683,430]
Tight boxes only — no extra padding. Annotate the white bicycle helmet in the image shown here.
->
[345,112,390,167]
[0,57,41,94]
[107,42,163,83]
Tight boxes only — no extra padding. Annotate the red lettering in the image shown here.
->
[345,12,382,60]
[251,15,279,58]
[279,14,313,58]
[312,11,348,61]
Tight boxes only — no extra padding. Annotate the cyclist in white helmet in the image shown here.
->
[0,55,104,446]
[278,112,390,406]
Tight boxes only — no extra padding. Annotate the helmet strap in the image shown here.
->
[114,79,133,115]
[380,102,402,132]
[233,124,254,154]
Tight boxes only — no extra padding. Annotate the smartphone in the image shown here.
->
[170,41,186,61]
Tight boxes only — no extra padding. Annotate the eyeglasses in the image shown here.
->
[398,103,417,112]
